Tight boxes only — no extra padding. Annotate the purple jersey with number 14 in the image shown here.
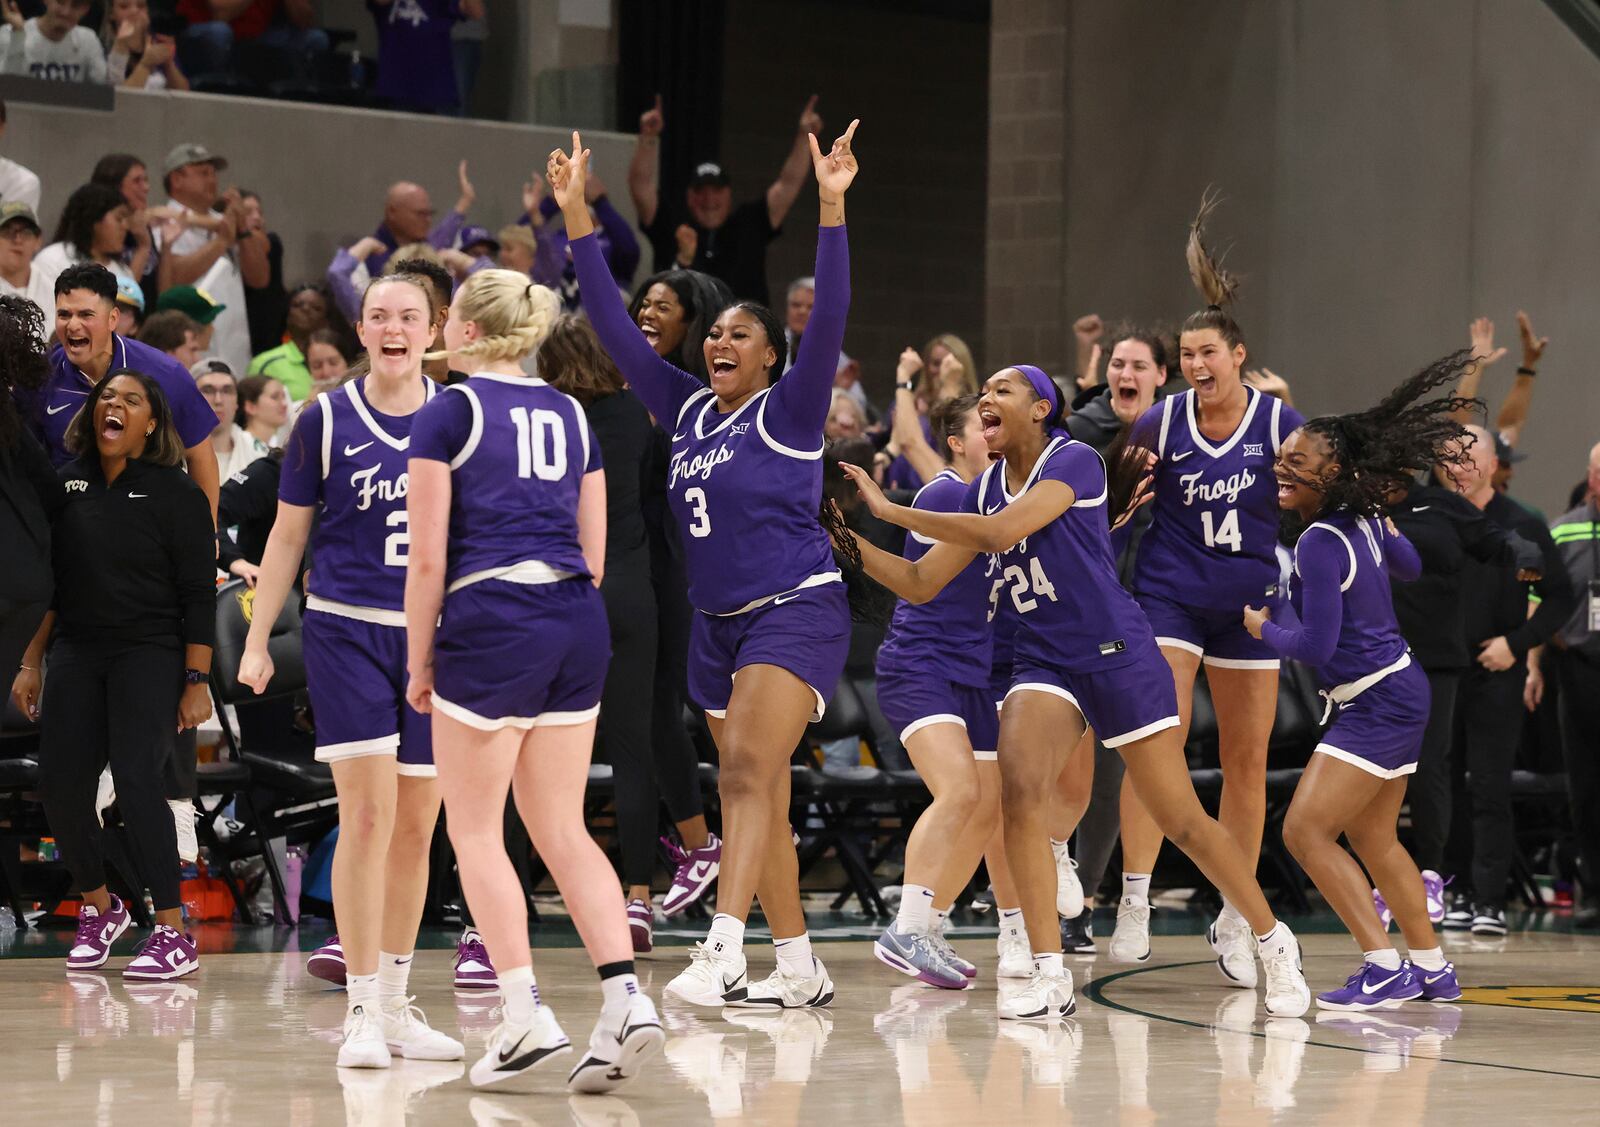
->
[408,372,601,585]
[279,376,438,613]
[1132,386,1303,611]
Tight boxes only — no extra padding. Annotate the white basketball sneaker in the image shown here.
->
[1052,841,1085,918]
[1109,895,1152,963]
[1259,923,1311,1018]
[1208,910,1259,989]
[664,941,749,1007]
[469,1005,571,1089]
[567,992,664,1094]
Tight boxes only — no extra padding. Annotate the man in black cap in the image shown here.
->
[628,94,824,305]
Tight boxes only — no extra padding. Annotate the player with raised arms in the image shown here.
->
[554,121,861,1010]
[1245,354,1478,1010]
[403,268,664,1090]
[1114,195,1305,982]
[838,364,1311,1021]
[238,272,463,1070]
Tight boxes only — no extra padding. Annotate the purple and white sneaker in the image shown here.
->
[660,832,721,918]
[308,935,347,986]
[454,928,497,991]
[1316,961,1423,1011]
[1372,888,1392,930]
[1421,870,1449,924]
[1414,961,1462,1002]
[123,925,200,980]
[628,899,654,954]
[873,923,968,990]
[66,895,132,971]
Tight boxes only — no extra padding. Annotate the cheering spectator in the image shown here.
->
[1541,441,1600,929]
[825,387,867,440]
[324,164,475,318]
[234,372,288,448]
[32,183,144,298]
[0,201,53,312]
[528,170,640,313]
[177,0,328,81]
[1437,423,1576,937]
[0,99,40,210]
[89,152,163,300]
[191,356,263,481]
[248,283,332,400]
[137,309,205,369]
[12,367,214,981]
[155,282,225,348]
[0,0,107,83]
[782,275,813,371]
[102,0,189,89]
[304,326,350,393]
[0,295,59,685]
[629,94,823,304]
[237,190,287,356]
[155,143,266,375]
[369,0,485,116]
[112,273,145,335]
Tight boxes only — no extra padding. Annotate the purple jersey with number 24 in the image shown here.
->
[1132,386,1303,612]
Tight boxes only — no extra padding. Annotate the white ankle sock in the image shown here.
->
[1407,946,1446,971]
[1051,838,1070,860]
[931,905,951,934]
[706,913,745,956]
[1122,873,1151,902]
[897,884,934,935]
[998,907,1024,936]
[377,950,413,1003]
[1255,923,1281,946]
[599,963,640,1012]
[1364,948,1403,970]
[1033,951,1064,977]
[347,971,380,1015]
[498,965,538,1025]
[1219,898,1246,925]
[774,933,815,977]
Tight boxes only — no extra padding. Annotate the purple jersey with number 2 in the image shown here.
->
[973,435,1153,673]
[408,372,601,586]
[280,376,437,612]
[1133,386,1303,611]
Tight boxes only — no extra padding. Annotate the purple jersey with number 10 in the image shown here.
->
[1132,386,1303,611]
[877,469,993,687]
[973,435,1153,673]
[408,372,601,585]
[279,376,438,613]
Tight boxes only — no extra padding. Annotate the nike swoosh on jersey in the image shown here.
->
[46,403,74,414]
[344,441,375,456]
[1170,450,1194,462]
[128,493,149,498]
[1411,505,1430,512]
[1360,972,1404,994]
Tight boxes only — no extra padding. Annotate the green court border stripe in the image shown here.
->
[1081,960,1600,1081]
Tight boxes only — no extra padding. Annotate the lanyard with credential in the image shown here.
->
[1588,501,1600,634]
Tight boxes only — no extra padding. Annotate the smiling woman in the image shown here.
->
[11,366,215,982]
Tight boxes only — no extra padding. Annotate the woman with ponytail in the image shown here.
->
[1244,353,1478,1010]
[1111,194,1305,982]
[556,120,861,1013]
[401,270,663,1091]
[840,364,1310,1022]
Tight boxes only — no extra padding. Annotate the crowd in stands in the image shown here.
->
[0,84,1596,950]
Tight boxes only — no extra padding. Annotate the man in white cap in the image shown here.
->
[154,142,267,375]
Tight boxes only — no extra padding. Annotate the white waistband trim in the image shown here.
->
[1319,651,1412,723]
[305,595,406,627]
[447,560,577,594]
[704,570,842,617]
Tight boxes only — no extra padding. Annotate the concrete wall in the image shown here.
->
[721,0,990,388]
[2,87,638,296]
[992,0,1600,516]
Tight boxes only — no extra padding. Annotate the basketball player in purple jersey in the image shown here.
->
[1114,198,1304,983]
[1246,357,1477,1010]
[403,269,664,1092]
[238,273,463,1070]
[840,365,1311,1021]
[553,123,860,1010]
[866,395,1004,990]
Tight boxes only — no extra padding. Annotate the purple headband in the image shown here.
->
[1012,364,1059,422]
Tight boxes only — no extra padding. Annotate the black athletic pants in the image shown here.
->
[0,598,47,693]
[38,638,183,911]
[1072,739,1124,907]
[1554,648,1600,896]
[1404,669,1461,875]
[1444,665,1524,908]
[649,552,704,830]
[600,561,666,888]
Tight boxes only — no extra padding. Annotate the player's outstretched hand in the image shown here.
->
[839,459,891,520]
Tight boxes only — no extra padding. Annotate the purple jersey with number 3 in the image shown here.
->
[973,435,1153,673]
[877,469,992,687]
[409,373,601,585]
[1132,386,1303,611]
[280,376,437,612]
